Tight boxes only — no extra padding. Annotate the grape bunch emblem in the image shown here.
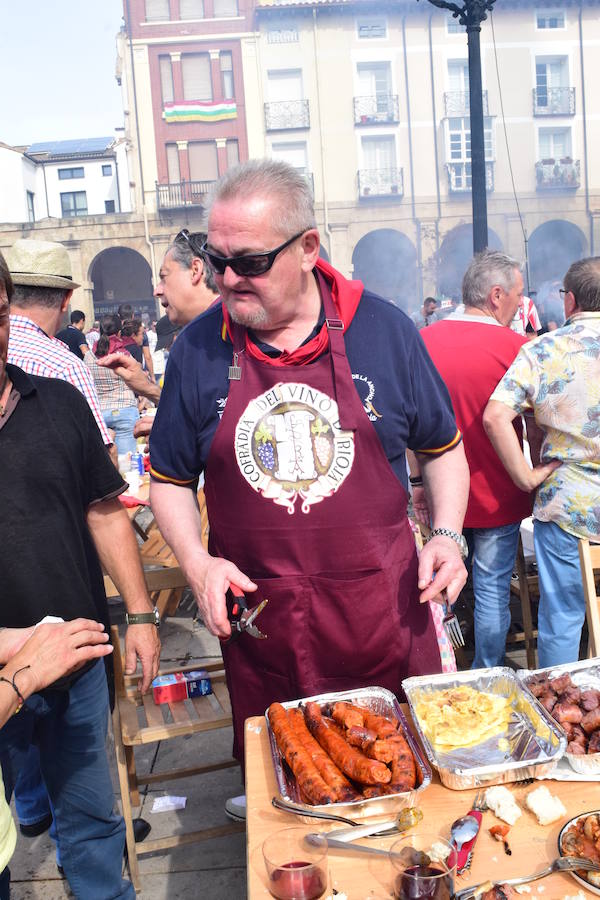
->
[311,417,332,468]
[254,422,275,471]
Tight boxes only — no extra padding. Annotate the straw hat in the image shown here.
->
[5,239,80,290]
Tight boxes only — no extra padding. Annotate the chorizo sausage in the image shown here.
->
[287,708,359,802]
[267,703,337,805]
[303,702,391,785]
[329,701,365,730]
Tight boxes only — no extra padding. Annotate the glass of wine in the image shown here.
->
[262,827,328,900]
[390,833,456,900]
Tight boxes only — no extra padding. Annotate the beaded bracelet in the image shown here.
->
[0,666,31,714]
[408,475,423,486]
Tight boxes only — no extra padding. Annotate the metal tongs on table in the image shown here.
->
[224,584,269,642]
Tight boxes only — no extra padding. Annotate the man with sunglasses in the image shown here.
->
[149,160,469,818]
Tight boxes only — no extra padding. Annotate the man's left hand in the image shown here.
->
[417,535,467,605]
[124,625,161,693]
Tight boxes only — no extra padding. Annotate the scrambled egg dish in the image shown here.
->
[415,685,512,750]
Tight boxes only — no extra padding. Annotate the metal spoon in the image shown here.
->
[450,814,480,852]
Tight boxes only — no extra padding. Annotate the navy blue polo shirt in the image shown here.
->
[149,288,460,491]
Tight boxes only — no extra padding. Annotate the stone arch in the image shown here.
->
[351,229,417,312]
[528,219,587,330]
[528,219,587,291]
[436,224,503,301]
[89,247,155,319]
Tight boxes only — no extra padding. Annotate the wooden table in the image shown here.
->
[245,712,597,898]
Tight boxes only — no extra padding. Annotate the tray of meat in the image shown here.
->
[265,686,431,819]
[518,658,600,775]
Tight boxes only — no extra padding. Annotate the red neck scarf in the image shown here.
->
[220,257,364,366]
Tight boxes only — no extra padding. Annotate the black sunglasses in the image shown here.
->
[174,229,206,256]
[201,231,306,277]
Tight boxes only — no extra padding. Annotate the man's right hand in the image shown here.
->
[187,555,257,638]
[133,416,154,441]
[97,353,161,402]
[19,620,113,694]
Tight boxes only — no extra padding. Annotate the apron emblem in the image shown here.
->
[234,382,355,514]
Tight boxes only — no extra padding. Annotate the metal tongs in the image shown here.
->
[224,585,268,642]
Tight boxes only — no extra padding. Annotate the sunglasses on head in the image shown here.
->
[174,229,206,256]
[201,231,306,277]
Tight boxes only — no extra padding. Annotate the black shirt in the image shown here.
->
[55,325,88,358]
[0,364,126,631]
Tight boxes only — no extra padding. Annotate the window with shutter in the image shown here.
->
[180,0,203,18]
[166,144,180,184]
[160,56,174,104]
[188,142,219,181]
[220,52,234,99]
[145,0,169,22]
[226,140,239,170]
[182,54,212,101]
[214,0,237,17]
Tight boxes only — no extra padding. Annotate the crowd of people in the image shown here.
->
[0,157,599,895]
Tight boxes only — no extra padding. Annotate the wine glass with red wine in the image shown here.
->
[390,834,456,900]
[262,827,328,900]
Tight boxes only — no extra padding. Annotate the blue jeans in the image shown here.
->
[102,407,138,456]
[467,522,521,669]
[0,661,133,899]
[14,745,60,865]
[534,519,586,666]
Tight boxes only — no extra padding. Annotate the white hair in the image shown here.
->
[207,159,317,238]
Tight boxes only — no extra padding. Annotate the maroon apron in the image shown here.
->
[204,281,442,761]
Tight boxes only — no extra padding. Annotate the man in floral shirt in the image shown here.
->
[483,257,600,666]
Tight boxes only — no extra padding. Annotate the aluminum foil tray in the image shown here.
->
[517,657,600,776]
[265,686,431,820]
[402,667,566,790]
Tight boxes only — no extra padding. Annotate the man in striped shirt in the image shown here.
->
[3,239,116,866]
[5,240,112,451]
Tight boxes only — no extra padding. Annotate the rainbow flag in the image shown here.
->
[163,101,237,123]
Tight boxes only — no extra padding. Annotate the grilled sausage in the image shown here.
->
[287,708,359,802]
[268,703,337,805]
[330,701,365,730]
[303,702,391,785]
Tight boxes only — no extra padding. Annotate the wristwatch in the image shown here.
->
[426,528,468,559]
[125,607,161,627]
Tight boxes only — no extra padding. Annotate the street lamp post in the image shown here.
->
[418,0,496,253]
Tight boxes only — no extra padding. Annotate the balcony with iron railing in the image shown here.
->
[353,94,399,125]
[533,87,575,116]
[446,161,494,193]
[156,180,214,210]
[444,90,489,117]
[358,167,404,199]
[535,157,580,189]
[264,99,310,131]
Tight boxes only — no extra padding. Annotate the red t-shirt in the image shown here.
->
[422,317,533,528]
